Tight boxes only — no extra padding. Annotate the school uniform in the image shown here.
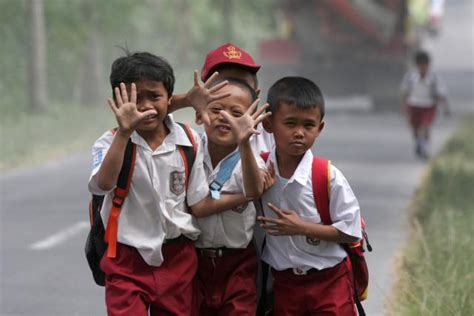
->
[194,133,265,315]
[88,115,208,316]
[400,70,446,129]
[261,149,362,316]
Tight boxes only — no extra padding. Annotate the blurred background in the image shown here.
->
[1,0,473,315]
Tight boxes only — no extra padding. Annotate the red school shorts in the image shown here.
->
[272,259,356,316]
[100,240,198,316]
[195,244,258,316]
[408,105,437,129]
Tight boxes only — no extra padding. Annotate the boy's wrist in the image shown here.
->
[116,128,133,139]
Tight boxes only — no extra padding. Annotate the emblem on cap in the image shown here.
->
[223,45,242,60]
[170,171,186,195]
[306,236,321,246]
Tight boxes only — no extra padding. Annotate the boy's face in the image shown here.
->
[198,84,253,146]
[416,62,429,76]
[264,102,324,158]
[129,80,171,132]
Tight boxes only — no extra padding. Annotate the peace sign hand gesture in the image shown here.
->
[107,82,157,136]
[257,203,307,236]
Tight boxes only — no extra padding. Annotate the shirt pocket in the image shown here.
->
[290,214,325,256]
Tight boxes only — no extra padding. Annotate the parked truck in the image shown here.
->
[258,0,412,109]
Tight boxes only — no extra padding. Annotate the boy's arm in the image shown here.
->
[190,193,250,218]
[258,203,358,243]
[220,100,271,199]
[167,71,230,125]
[96,82,156,191]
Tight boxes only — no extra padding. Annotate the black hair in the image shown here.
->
[414,50,430,65]
[208,63,259,89]
[212,77,258,104]
[266,76,325,118]
[109,51,175,96]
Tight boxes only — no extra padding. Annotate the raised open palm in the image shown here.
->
[107,83,157,134]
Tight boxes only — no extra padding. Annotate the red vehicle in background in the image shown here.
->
[259,0,409,109]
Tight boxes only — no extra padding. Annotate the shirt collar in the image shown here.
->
[130,115,193,153]
[270,149,313,186]
[201,132,239,171]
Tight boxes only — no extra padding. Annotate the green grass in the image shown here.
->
[388,115,474,316]
[0,103,114,171]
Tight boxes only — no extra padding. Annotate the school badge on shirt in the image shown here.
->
[170,171,185,195]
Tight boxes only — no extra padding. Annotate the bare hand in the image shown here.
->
[186,71,230,126]
[257,203,307,236]
[107,83,157,135]
[220,100,271,144]
[261,161,276,192]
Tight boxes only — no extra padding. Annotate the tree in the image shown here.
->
[28,0,48,113]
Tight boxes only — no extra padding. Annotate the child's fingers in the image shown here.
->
[267,203,284,218]
[114,87,123,107]
[193,70,199,86]
[269,161,276,178]
[138,109,157,121]
[107,98,118,114]
[247,98,260,114]
[201,111,211,126]
[254,112,272,126]
[252,102,269,119]
[120,83,129,103]
[209,92,231,102]
[130,83,137,104]
[219,110,232,123]
[203,71,219,88]
[209,80,228,93]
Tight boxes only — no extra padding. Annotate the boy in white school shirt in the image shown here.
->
[192,77,272,315]
[258,77,362,315]
[400,50,450,159]
[88,52,256,316]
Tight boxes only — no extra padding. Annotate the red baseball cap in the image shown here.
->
[201,43,261,81]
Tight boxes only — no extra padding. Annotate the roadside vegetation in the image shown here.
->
[388,115,474,315]
[0,102,113,170]
[1,0,276,171]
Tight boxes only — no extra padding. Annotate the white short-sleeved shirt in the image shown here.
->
[88,116,209,266]
[250,123,275,156]
[261,149,362,272]
[195,133,266,249]
[400,70,446,107]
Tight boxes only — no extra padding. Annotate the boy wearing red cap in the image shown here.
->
[169,43,275,154]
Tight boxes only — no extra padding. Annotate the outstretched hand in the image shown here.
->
[186,71,231,126]
[107,83,156,135]
[220,100,271,144]
[257,203,307,236]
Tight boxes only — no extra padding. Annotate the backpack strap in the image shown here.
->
[104,138,136,258]
[176,122,197,191]
[209,150,241,199]
[311,157,332,225]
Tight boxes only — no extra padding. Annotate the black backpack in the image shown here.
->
[85,123,197,286]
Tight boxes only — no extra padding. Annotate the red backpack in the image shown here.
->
[260,153,372,316]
